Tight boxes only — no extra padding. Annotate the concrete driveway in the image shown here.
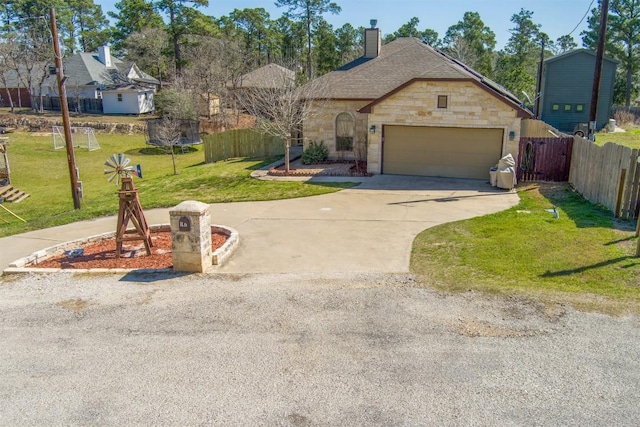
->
[0,175,518,273]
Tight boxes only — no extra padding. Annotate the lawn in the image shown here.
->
[0,131,355,237]
[411,182,640,314]
[595,128,640,149]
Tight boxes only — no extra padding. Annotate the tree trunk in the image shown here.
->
[169,6,182,76]
[285,138,291,174]
[306,2,312,79]
[2,84,15,113]
[171,148,178,175]
[626,48,633,107]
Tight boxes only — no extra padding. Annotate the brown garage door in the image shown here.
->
[382,125,504,179]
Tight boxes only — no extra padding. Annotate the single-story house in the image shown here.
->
[538,49,617,134]
[303,27,532,179]
[231,63,296,111]
[36,46,159,115]
[236,63,296,90]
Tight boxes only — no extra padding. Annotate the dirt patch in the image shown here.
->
[56,298,90,313]
[456,319,545,338]
[32,230,227,270]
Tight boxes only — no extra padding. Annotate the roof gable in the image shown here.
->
[545,48,618,65]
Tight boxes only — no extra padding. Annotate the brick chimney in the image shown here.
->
[364,19,381,59]
[98,46,112,67]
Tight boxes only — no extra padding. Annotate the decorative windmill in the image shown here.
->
[104,154,151,257]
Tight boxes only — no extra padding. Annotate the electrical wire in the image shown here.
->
[567,0,596,36]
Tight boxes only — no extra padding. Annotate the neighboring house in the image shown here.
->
[0,66,39,108]
[538,49,617,135]
[235,63,296,91]
[36,46,159,115]
[303,28,532,179]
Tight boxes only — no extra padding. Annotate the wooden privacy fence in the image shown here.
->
[569,139,640,219]
[517,137,574,182]
[203,129,284,163]
[520,118,570,138]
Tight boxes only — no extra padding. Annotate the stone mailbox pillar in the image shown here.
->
[170,201,211,273]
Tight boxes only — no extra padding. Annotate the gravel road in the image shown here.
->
[1,271,638,426]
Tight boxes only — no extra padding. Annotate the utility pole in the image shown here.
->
[535,34,546,119]
[589,0,609,141]
[50,7,81,209]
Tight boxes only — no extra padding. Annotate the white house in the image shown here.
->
[37,46,159,114]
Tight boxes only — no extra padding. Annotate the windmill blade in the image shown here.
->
[104,153,135,186]
[104,154,118,168]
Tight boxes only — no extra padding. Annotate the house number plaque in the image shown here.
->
[178,216,191,232]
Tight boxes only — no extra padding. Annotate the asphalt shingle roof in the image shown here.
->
[237,63,295,89]
[43,51,159,89]
[308,37,526,113]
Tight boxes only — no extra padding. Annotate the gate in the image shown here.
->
[517,137,574,182]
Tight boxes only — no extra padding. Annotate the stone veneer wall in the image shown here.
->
[304,100,370,159]
[365,80,522,174]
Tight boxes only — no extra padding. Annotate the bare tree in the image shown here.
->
[153,116,183,175]
[0,40,21,112]
[442,35,480,69]
[181,35,255,130]
[182,36,248,122]
[236,63,327,173]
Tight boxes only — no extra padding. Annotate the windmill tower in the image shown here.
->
[104,154,151,257]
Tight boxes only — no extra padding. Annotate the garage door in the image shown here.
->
[382,125,504,179]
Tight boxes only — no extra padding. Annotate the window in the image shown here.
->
[117,93,123,102]
[552,104,560,111]
[576,104,584,112]
[335,112,354,151]
[564,104,572,112]
[437,95,448,109]
[48,66,56,75]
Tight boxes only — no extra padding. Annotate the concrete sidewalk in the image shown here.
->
[0,175,519,273]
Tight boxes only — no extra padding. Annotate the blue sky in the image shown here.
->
[100,0,596,50]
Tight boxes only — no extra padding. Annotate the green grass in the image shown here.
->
[595,128,640,148]
[411,183,640,314]
[0,132,355,237]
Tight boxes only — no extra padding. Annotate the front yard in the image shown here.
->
[411,182,640,314]
[0,132,354,237]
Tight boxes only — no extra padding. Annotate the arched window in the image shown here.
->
[335,112,354,151]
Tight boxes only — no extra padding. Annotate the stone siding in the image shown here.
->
[304,100,370,159]
[366,81,522,173]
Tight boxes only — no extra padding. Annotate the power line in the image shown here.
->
[567,0,596,37]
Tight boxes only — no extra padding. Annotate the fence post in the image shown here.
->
[615,169,626,218]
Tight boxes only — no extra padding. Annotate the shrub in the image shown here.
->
[302,140,329,164]
[155,89,197,120]
[613,109,637,128]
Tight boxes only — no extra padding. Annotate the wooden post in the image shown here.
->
[50,8,81,210]
[636,180,640,257]
[115,177,152,257]
[615,169,627,218]
[589,0,609,141]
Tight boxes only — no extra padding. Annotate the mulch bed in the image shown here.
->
[268,159,370,177]
[32,231,228,270]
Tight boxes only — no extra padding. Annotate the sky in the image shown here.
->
[100,0,597,50]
